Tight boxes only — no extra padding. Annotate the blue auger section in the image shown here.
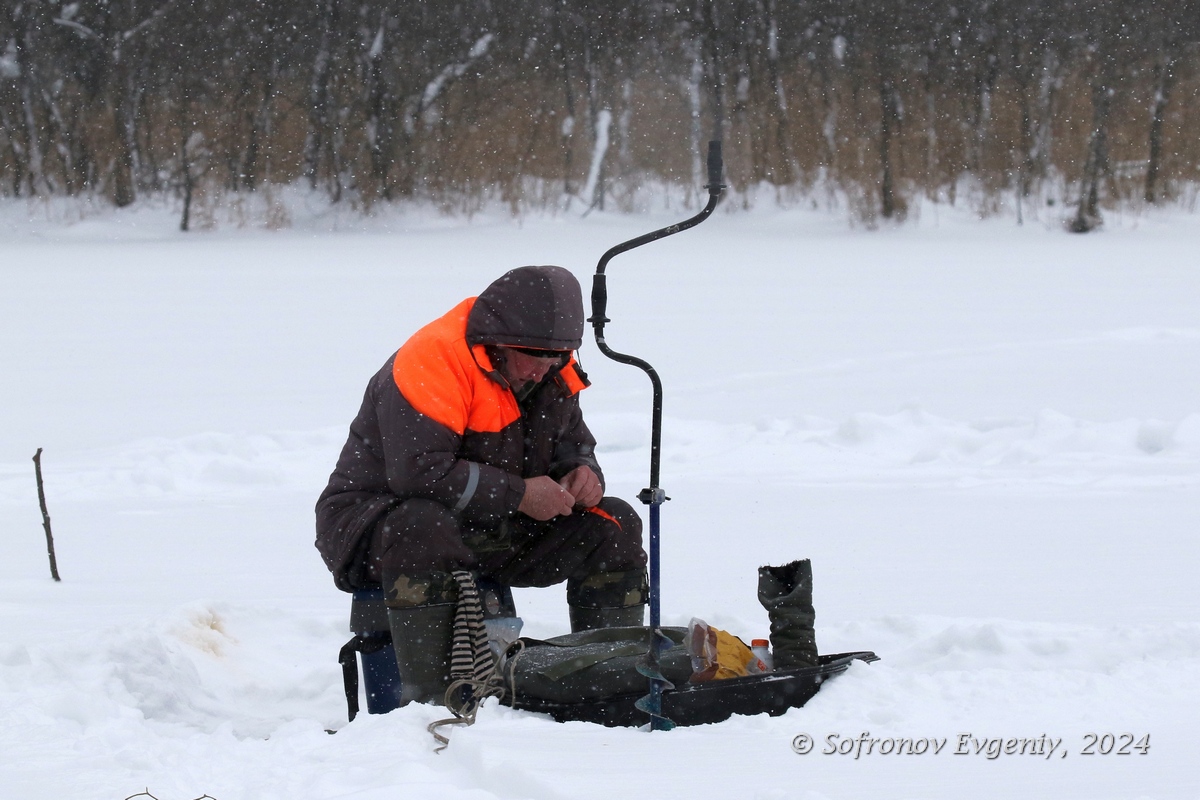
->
[634,630,676,688]
[634,625,677,730]
[633,694,676,730]
[636,501,673,730]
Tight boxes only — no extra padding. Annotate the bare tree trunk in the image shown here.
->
[877,60,901,219]
[965,11,999,180]
[617,76,633,177]
[13,19,49,195]
[761,0,795,182]
[1030,48,1061,190]
[303,0,337,191]
[686,39,705,197]
[42,84,80,194]
[138,87,162,193]
[812,42,841,179]
[364,15,393,199]
[1,99,32,195]
[559,72,577,199]
[701,0,726,145]
[111,55,137,208]
[243,54,277,191]
[329,106,346,203]
[552,0,578,197]
[582,32,609,211]
[1014,68,1035,200]
[1071,53,1114,233]
[180,129,195,232]
[0,104,30,194]
[1145,41,1178,204]
[921,44,941,197]
[1004,1,1048,206]
[869,17,904,221]
[177,65,208,232]
[582,108,612,212]
[733,41,757,182]
[968,70,994,179]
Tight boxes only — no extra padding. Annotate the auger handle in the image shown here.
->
[706,141,725,193]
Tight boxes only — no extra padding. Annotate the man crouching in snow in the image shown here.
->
[315,265,648,706]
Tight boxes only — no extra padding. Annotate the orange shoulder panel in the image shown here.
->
[392,298,520,435]
[465,344,521,433]
[560,359,588,395]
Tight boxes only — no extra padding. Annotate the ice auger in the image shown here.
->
[588,141,726,730]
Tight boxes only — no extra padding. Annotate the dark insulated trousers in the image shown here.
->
[369,496,646,595]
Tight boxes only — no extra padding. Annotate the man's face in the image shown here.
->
[496,347,568,391]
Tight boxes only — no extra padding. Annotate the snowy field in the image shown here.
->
[1,197,1199,800]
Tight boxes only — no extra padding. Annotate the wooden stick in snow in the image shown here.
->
[33,448,61,582]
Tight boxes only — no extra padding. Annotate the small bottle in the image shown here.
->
[750,639,773,673]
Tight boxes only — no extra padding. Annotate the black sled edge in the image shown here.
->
[510,650,879,728]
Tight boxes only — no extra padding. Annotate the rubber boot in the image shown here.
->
[568,603,646,632]
[757,559,819,669]
[386,603,456,706]
[566,568,649,632]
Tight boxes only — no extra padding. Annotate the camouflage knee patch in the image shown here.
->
[567,568,649,609]
[462,518,513,554]
[385,571,460,609]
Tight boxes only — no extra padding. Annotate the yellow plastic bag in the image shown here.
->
[684,618,755,682]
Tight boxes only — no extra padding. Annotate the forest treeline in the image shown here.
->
[2,0,1198,229]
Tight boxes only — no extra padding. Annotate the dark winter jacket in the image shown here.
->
[315,266,603,591]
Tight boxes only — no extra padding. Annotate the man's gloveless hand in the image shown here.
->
[558,465,602,508]
[518,475,576,520]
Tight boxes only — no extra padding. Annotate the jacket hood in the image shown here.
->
[466,265,585,351]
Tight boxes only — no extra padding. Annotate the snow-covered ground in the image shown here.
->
[2,198,1198,799]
